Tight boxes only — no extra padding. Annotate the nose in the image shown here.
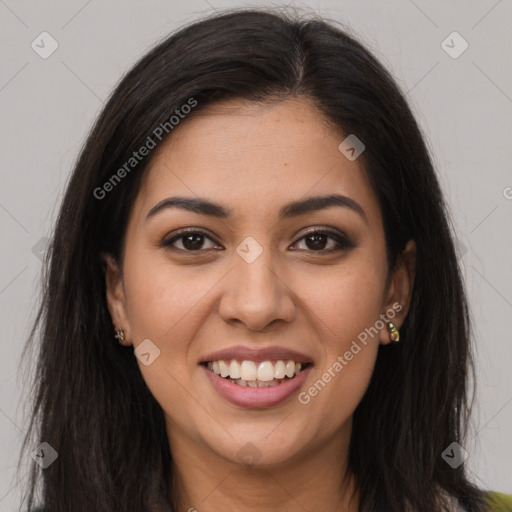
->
[217,248,296,332]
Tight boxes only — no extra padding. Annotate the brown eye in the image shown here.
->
[291,229,356,253]
[303,232,330,250]
[161,229,221,252]
[180,233,207,251]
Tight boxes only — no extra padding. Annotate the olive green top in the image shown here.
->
[486,491,512,511]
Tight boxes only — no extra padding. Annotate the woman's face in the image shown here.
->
[104,97,415,468]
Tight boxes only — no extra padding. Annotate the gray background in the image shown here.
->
[1,0,511,508]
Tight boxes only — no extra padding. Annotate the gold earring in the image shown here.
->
[114,329,125,343]
[387,322,400,342]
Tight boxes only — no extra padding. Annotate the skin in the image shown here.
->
[103,97,416,512]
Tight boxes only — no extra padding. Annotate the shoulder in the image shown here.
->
[485,491,512,511]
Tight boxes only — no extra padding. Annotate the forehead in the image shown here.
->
[133,97,381,227]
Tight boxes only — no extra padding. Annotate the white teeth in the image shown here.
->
[219,360,229,377]
[206,358,308,385]
[285,360,295,378]
[257,361,275,381]
[229,360,241,379]
[240,360,258,380]
[274,360,286,379]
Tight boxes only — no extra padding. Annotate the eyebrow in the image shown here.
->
[145,194,368,224]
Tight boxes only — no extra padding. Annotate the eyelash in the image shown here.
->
[159,227,356,254]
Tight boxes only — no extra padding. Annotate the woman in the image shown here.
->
[18,7,512,512]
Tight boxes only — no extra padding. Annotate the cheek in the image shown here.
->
[300,257,386,347]
[123,250,211,341]
[121,249,220,402]
[292,258,385,428]
[121,251,216,413]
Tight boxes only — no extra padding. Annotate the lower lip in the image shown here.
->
[202,365,312,408]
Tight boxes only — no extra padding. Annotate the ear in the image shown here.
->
[101,252,132,346]
[379,239,417,345]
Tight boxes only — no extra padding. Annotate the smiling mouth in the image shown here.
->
[203,359,313,388]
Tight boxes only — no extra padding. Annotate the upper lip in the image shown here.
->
[199,345,313,364]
